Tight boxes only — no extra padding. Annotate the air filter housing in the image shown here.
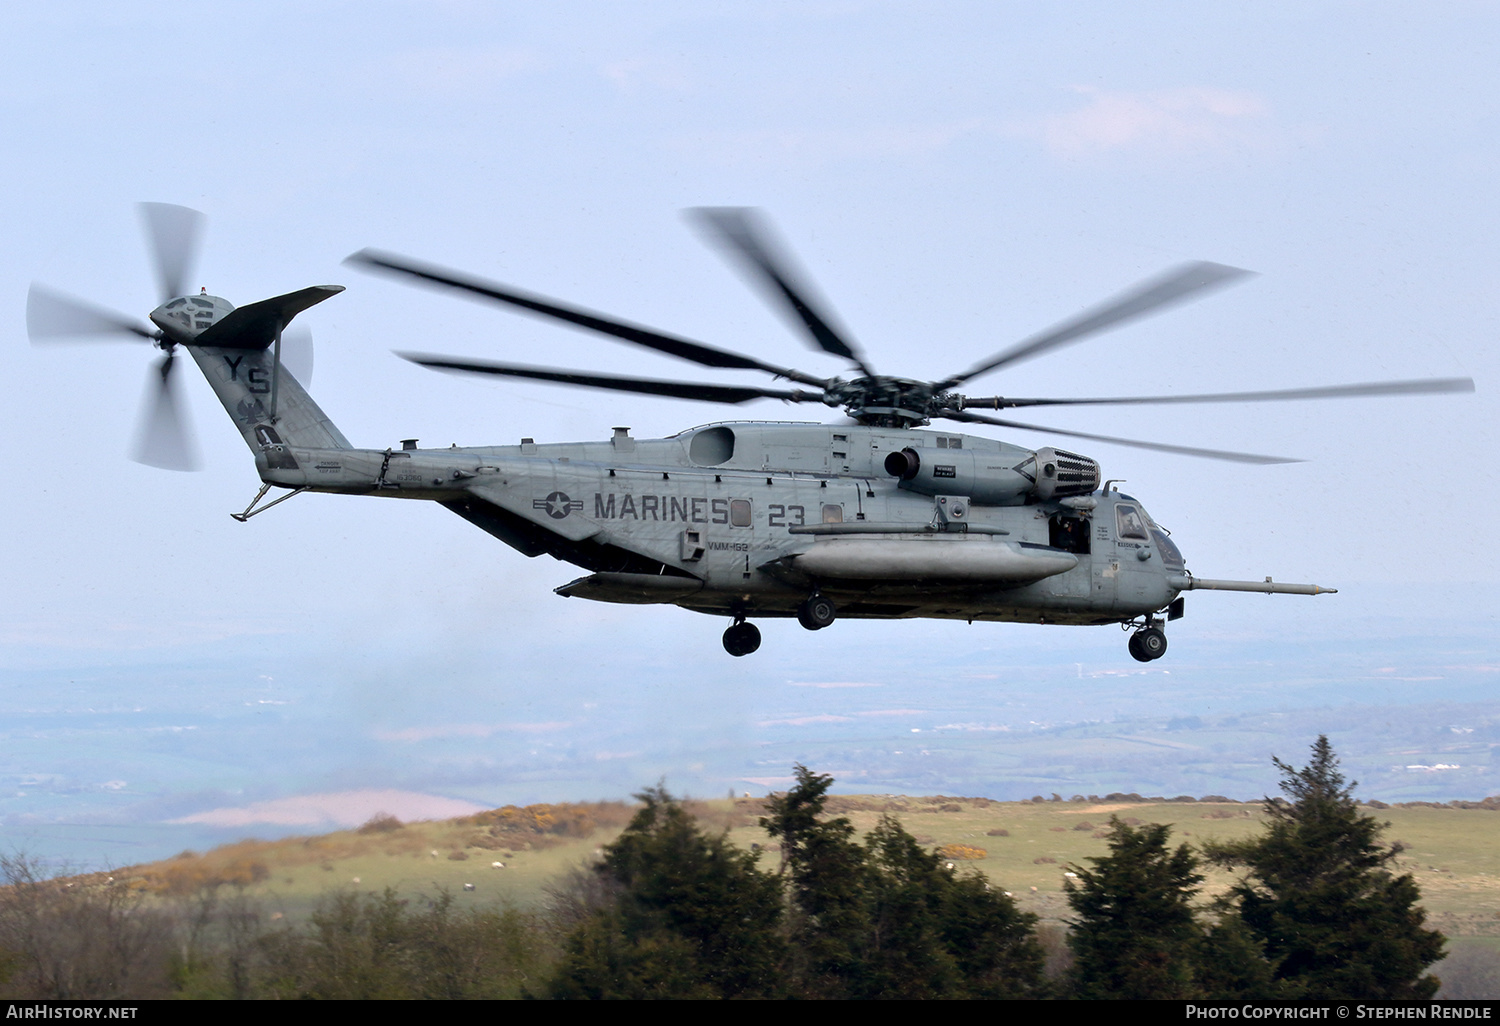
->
[1014,447,1100,501]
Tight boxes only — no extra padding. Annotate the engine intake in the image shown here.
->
[1016,447,1101,501]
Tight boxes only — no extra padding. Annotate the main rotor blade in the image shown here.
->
[26,284,155,342]
[959,377,1477,410]
[689,208,877,379]
[348,249,827,388]
[280,326,314,387]
[936,261,1254,390]
[132,354,200,471]
[398,352,815,405]
[138,203,205,303]
[938,408,1299,464]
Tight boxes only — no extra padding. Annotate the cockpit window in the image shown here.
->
[1116,504,1148,540]
[1151,528,1185,568]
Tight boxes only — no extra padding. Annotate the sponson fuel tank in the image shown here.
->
[788,534,1078,583]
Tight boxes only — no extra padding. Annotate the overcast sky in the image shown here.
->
[2,4,1495,854]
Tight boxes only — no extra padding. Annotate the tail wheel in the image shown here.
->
[797,594,837,631]
[723,621,761,657]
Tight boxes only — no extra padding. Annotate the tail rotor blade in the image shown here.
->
[132,354,200,471]
[26,284,155,342]
[280,326,314,387]
[138,203,205,303]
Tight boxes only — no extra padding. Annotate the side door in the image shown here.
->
[1048,512,1093,600]
[1112,502,1157,610]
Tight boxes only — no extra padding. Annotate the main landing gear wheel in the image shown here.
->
[797,594,837,631]
[723,620,761,657]
[1129,626,1168,662]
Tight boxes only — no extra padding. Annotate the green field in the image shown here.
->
[110,795,1500,941]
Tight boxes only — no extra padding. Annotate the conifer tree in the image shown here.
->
[1064,817,1205,999]
[761,765,873,997]
[935,854,1048,998]
[549,785,785,999]
[1206,736,1446,1000]
[862,815,962,997]
[1195,914,1279,1001]
[763,765,1044,999]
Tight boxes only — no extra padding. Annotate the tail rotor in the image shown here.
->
[133,351,199,471]
[28,203,209,471]
[138,202,205,305]
[25,284,155,342]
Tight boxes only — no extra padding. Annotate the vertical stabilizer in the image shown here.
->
[176,284,351,458]
[188,342,351,455]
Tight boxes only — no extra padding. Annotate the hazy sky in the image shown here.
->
[2,4,1495,858]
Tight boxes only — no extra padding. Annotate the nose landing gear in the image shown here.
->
[1128,622,1168,662]
[723,618,762,657]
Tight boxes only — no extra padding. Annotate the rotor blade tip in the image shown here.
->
[132,453,202,472]
[1191,260,1257,282]
[687,205,752,221]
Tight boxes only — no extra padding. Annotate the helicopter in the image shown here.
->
[27,205,1474,661]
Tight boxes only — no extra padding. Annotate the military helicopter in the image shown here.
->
[27,205,1474,661]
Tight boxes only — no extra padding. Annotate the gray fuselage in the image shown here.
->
[246,414,1182,626]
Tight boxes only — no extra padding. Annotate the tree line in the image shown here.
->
[0,737,1448,999]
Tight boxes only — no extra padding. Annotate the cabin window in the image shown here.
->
[822,504,843,524]
[729,499,752,527]
[1115,504,1148,540]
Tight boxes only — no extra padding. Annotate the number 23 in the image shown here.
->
[768,504,805,527]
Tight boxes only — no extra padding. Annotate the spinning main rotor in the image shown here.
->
[348,209,1472,466]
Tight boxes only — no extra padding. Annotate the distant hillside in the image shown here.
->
[8,790,1498,999]
[88,791,1500,940]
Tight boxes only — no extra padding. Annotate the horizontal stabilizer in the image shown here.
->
[194,285,344,350]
